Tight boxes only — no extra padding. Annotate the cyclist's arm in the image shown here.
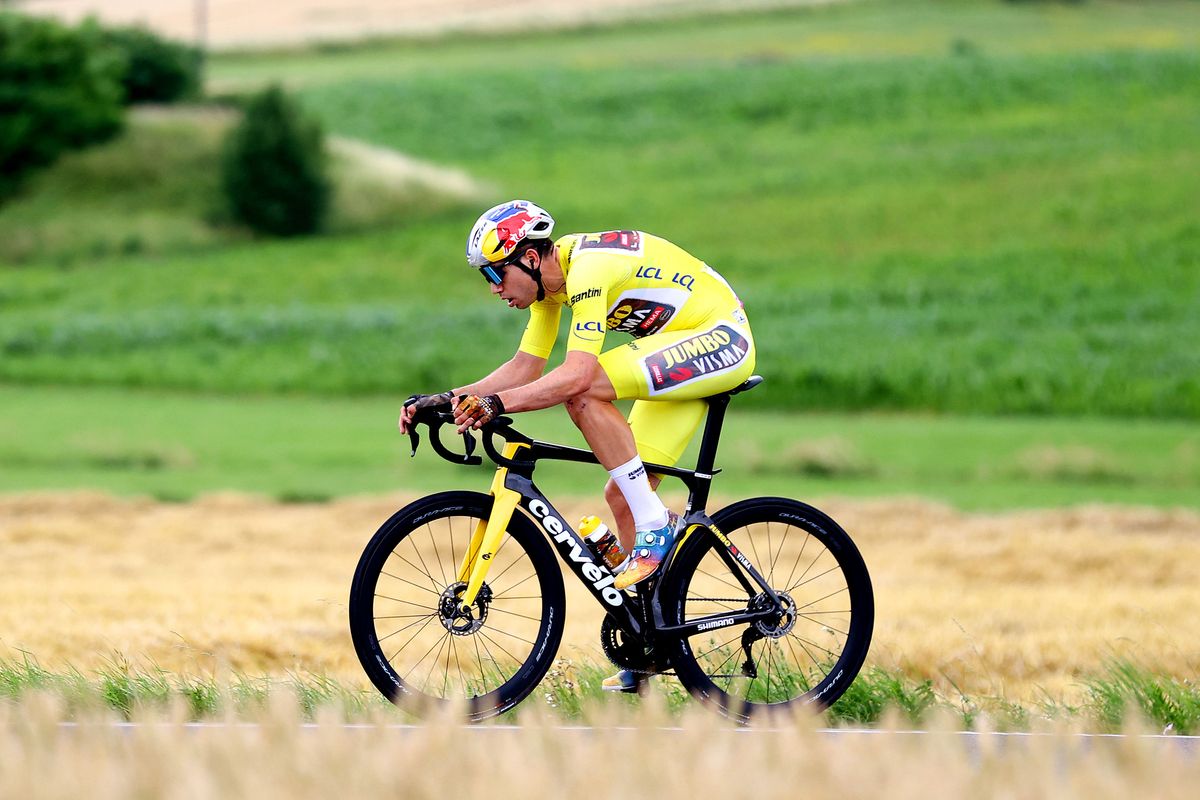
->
[400,301,559,434]
[498,262,610,413]
[399,350,546,434]
[453,350,547,397]
[497,350,599,414]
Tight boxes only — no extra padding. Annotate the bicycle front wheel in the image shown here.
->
[662,497,873,721]
[349,491,565,719]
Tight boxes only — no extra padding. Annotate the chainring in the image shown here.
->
[600,615,660,672]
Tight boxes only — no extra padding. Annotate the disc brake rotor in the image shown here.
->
[438,581,491,635]
[752,591,797,639]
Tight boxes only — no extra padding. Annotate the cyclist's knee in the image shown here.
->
[564,392,591,421]
[564,379,615,420]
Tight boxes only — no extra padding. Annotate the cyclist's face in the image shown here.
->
[490,251,538,309]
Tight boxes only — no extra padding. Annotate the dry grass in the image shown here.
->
[2,493,1198,706]
[1,697,1198,800]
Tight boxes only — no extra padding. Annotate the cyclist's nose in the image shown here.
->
[490,281,503,295]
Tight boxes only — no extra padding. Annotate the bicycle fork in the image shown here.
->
[456,442,530,608]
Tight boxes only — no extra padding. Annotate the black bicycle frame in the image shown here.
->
[458,380,784,647]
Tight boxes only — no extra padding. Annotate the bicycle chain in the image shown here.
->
[613,599,758,676]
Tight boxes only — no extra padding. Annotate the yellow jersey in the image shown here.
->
[517,231,747,359]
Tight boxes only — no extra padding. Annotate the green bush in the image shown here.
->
[102,25,201,104]
[0,13,125,200]
[220,85,331,236]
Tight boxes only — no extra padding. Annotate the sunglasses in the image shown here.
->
[479,263,506,286]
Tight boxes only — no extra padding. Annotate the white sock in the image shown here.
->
[608,456,669,531]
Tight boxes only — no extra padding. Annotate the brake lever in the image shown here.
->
[407,429,421,458]
[463,430,477,458]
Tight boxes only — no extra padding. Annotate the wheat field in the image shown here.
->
[3,492,1197,703]
[2,697,1198,800]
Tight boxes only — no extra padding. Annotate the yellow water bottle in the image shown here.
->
[579,515,625,571]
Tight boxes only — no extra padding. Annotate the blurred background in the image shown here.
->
[1,0,1198,711]
[4,0,1198,507]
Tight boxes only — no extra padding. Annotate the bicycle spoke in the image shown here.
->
[693,631,744,663]
[488,607,543,624]
[794,586,849,612]
[375,593,435,611]
[791,634,840,661]
[792,634,824,671]
[426,523,450,586]
[487,549,532,586]
[418,631,453,695]
[491,570,539,599]
[705,641,742,685]
[765,522,774,583]
[483,624,537,647]
[390,615,438,669]
[388,550,441,592]
[376,614,437,644]
[745,524,767,576]
[478,630,524,672]
[789,563,843,593]
[451,634,465,696]
[796,614,849,637]
[696,565,748,595]
[764,638,774,702]
[441,634,454,697]
[783,531,812,595]
[784,636,810,683]
[790,546,827,592]
[405,627,450,684]
[472,633,488,696]
[380,570,442,597]
[770,522,790,580]
[405,533,444,593]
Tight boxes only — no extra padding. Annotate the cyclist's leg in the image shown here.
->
[564,368,672,544]
[596,316,757,550]
[603,399,705,548]
[561,370,634,466]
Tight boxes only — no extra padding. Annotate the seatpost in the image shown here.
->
[686,393,732,513]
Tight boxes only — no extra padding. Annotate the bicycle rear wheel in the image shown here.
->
[349,491,565,720]
[661,497,873,721]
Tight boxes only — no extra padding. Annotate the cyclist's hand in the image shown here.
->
[455,394,504,433]
[399,391,453,434]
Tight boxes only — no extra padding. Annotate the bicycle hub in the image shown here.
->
[438,581,491,635]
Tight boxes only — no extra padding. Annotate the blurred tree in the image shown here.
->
[101,24,202,104]
[220,85,331,237]
[0,13,125,201]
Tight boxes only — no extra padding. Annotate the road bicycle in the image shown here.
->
[348,376,873,721]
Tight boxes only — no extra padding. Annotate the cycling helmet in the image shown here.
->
[466,201,555,296]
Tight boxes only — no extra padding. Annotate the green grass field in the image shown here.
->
[2,0,1199,502]
[2,384,1196,508]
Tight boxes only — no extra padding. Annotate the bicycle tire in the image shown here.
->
[661,497,873,721]
[349,491,565,720]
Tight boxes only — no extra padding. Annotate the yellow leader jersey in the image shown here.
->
[517,231,747,359]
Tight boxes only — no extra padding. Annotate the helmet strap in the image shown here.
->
[511,256,546,302]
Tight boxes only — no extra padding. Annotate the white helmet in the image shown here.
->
[466,200,555,270]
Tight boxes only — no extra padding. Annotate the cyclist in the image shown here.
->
[398,200,756,683]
